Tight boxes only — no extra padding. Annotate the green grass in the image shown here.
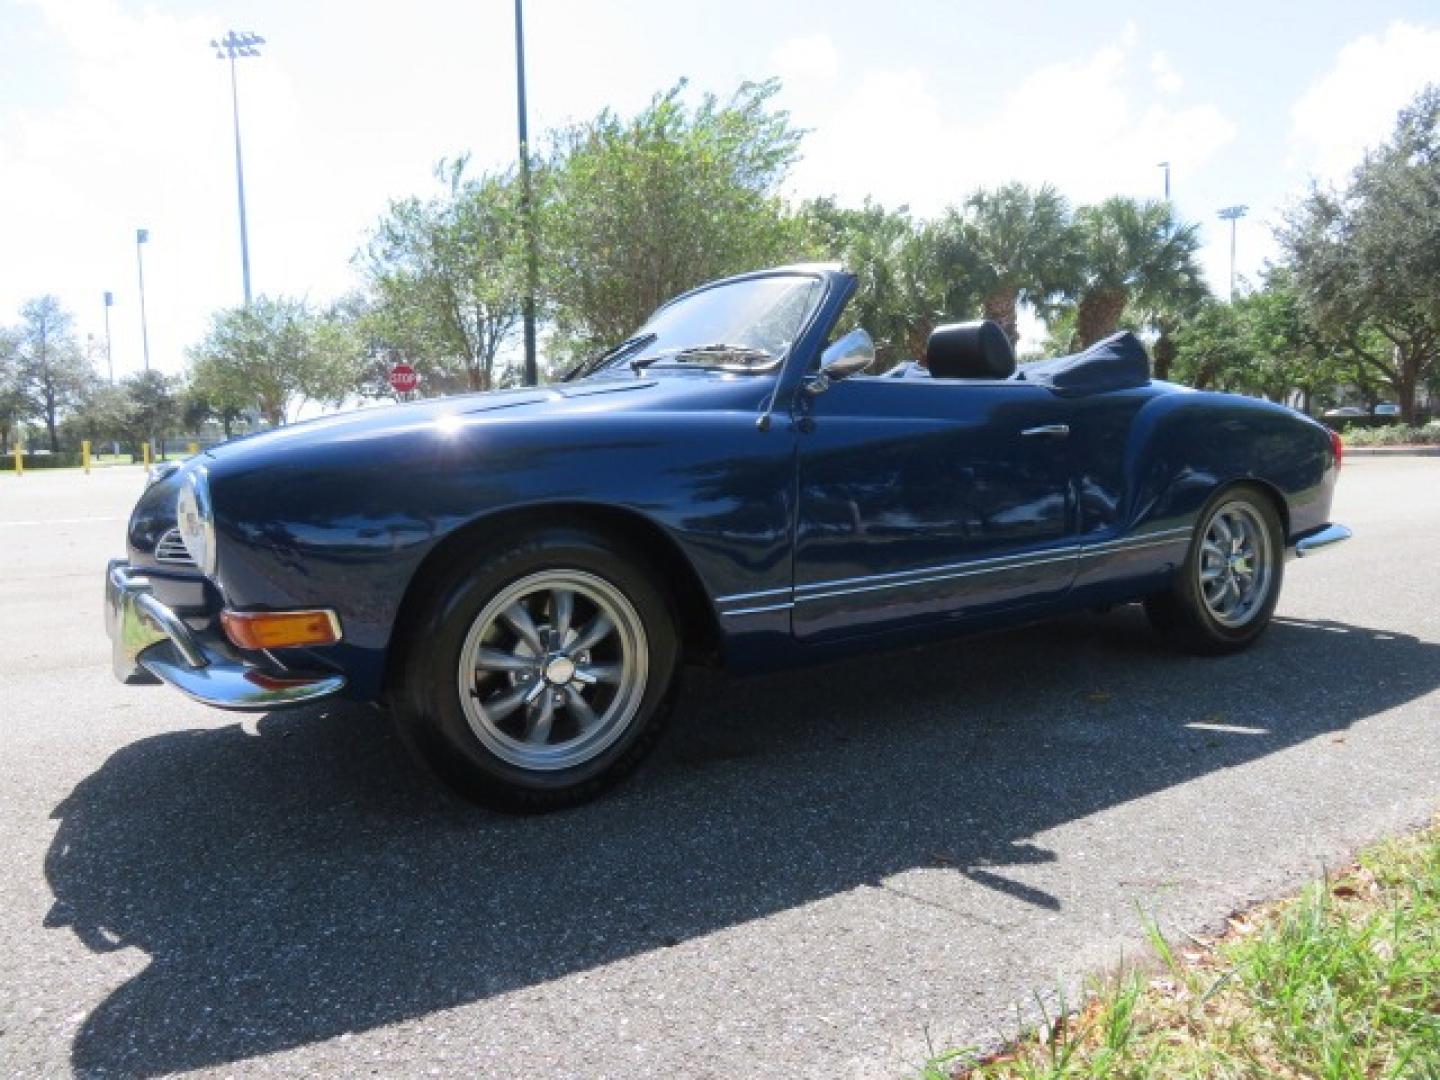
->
[922,821,1440,1079]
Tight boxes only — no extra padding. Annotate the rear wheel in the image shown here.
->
[1145,485,1284,655]
[393,528,680,811]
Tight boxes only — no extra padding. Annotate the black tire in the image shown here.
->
[392,526,681,812]
[1144,484,1285,656]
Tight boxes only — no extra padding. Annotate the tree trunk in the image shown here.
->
[982,287,1020,345]
[1076,288,1128,348]
[1152,332,1176,381]
[45,414,59,453]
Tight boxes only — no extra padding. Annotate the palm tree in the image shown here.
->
[1071,198,1203,349]
[958,183,1077,344]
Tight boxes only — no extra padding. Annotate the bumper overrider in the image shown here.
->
[105,559,346,711]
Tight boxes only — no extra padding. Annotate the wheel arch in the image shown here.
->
[383,501,723,699]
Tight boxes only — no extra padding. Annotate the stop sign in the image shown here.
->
[389,363,419,393]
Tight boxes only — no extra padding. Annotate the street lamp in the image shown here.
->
[1157,161,1171,201]
[1216,205,1249,300]
[211,30,264,306]
[513,0,539,386]
[135,228,151,372]
[102,291,114,384]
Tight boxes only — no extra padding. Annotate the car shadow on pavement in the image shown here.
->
[45,608,1440,1076]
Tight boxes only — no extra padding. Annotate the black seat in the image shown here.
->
[925,320,1016,379]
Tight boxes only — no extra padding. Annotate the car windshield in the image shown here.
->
[594,274,824,375]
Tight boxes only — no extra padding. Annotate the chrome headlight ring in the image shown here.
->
[175,467,218,578]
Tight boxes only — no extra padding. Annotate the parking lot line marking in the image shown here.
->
[0,516,123,527]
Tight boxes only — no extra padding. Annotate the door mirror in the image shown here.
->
[806,329,875,395]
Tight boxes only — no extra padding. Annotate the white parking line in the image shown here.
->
[0,516,123,527]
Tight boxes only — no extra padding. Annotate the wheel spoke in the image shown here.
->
[570,612,614,653]
[1200,563,1224,582]
[574,662,622,685]
[562,685,599,731]
[501,602,544,654]
[550,589,574,643]
[482,680,533,721]
[1211,515,1233,549]
[474,647,534,674]
[1203,540,1226,562]
[523,694,555,744]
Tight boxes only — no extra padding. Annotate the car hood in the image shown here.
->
[201,374,766,468]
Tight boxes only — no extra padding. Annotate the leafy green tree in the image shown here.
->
[1281,84,1440,422]
[1070,198,1204,349]
[801,198,985,368]
[15,296,93,452]
[1172,301,1256,391]
[65,382,135,449]
[0,326,26,455]
[362,159,526,392]
[957,183,1076,344]
[187,296,362,427]
[541,79,806,361]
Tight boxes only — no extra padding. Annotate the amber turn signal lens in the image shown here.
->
[222,609,342,650]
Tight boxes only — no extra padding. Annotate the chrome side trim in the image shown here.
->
[720,601,795,617]
[715,526,1193,617]
[714,585,794,604]
[799,551,1078,604]
[1294,523,1352,558]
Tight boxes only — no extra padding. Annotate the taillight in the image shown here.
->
[1328,428,1343,473]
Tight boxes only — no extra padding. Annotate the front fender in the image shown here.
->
[205,408,796,701]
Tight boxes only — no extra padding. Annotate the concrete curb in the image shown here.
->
[1345,445,1440,457]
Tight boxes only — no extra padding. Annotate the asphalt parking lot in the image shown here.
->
[1,458,1437,1078]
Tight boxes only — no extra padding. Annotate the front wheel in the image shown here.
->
[1144,485,1284,655]
[393,528,681,811]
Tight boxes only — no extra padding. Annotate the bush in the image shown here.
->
[1342,423,1440,447]
[0,451,85,471]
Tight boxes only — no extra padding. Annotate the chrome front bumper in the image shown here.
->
[105,560,345,711]
[1293,523,1353,558]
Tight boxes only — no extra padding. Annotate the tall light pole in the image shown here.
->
[1158,161,1171,201]
[513,0,539,386]
[211,30,264,306]
[102,291,114,384]
[1217,205,1249,299]
[135,228,151,372]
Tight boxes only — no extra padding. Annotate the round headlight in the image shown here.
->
[175,469,218,578]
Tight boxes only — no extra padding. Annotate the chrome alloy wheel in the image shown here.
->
[1197,500,1273,628]
[456,570,648,771]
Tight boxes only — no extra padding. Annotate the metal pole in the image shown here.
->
[136,230,151,372]
[103,291,114,384]
[515,0,539,387]
[1158,161,1170,200]
[1228,217,1238,300]
[230,53,253,306]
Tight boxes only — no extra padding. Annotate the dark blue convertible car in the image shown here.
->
[106,265,1351,809]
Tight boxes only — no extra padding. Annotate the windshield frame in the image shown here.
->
[588,267,837,379]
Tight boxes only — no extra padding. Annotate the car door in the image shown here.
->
[791,374,1080,642]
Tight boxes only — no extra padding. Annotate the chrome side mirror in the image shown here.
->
[805,329,875,395]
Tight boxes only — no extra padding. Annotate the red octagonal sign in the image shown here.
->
[389,363,419,393]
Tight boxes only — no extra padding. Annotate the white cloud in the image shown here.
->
[784,27,1235,216]
[1290,21,1440,182]
[769,33,840,88]
[1149,52,1183,95]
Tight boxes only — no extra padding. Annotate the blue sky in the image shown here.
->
[3,0,1438,377]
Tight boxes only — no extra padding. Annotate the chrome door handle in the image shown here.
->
[1021,424,1070,438]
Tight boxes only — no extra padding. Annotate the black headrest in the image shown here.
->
[926,320,1016,379]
